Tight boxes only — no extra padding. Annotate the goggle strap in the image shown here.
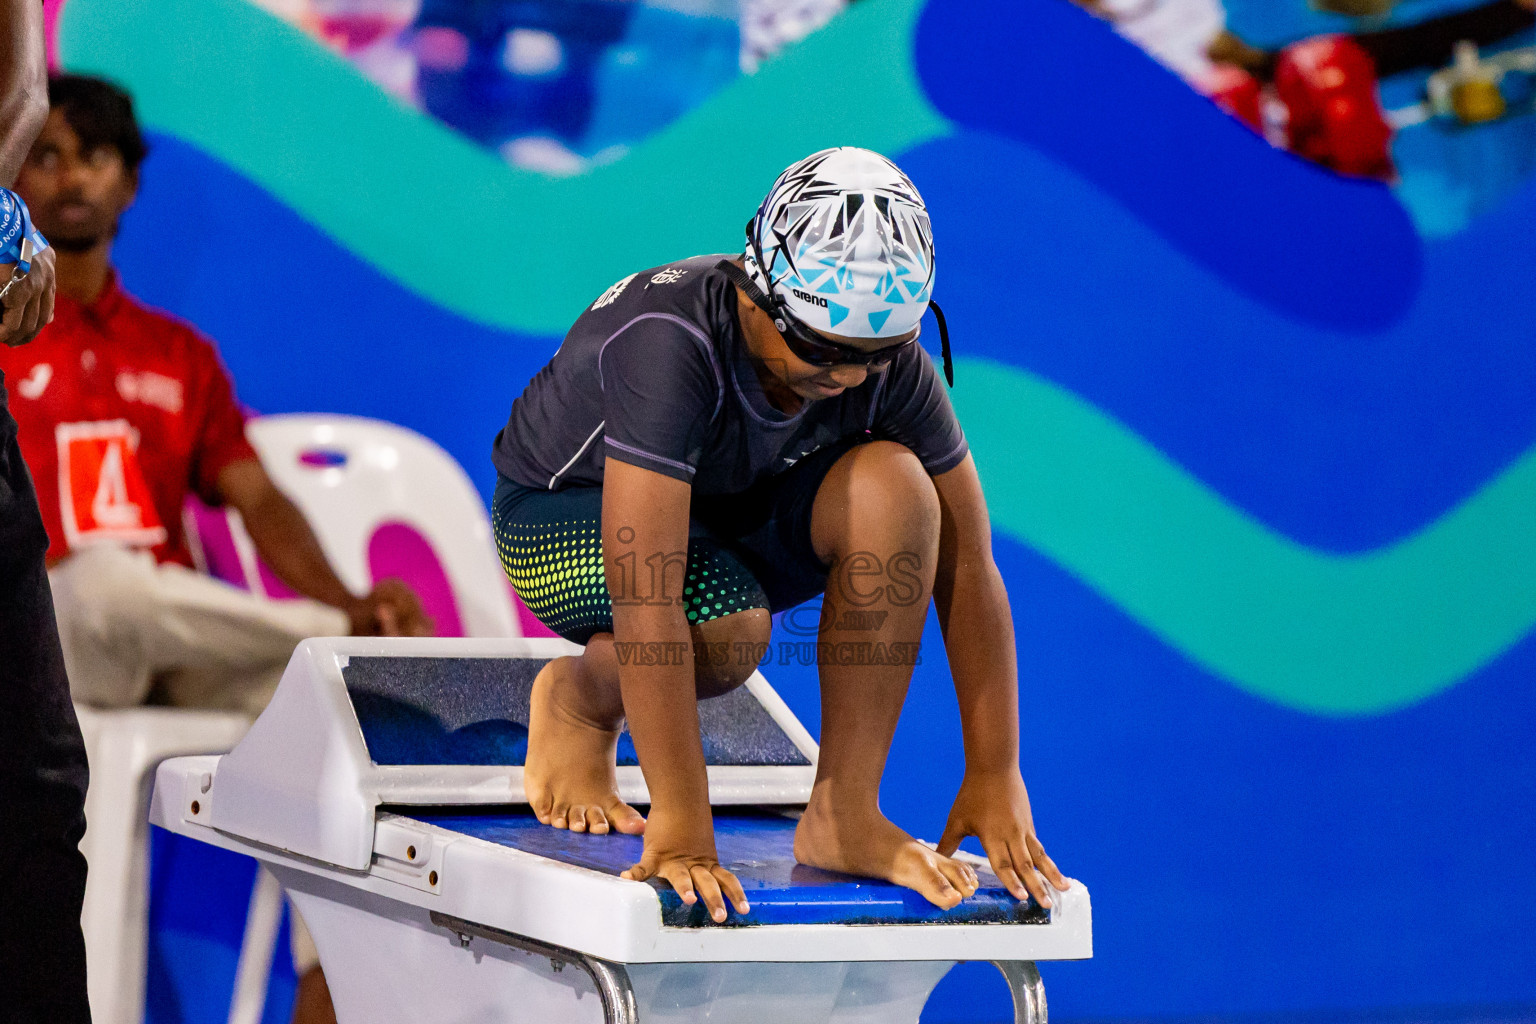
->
[929,300,953,387]
[716,259,775,314]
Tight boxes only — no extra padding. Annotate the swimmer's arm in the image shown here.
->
[216,457,431,636]
[603,458,748,923]
[930,455,1069,904]
[931,455,1019,773]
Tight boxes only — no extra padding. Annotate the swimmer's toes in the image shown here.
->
[550,802,571,830]
[917,872,962,910]
[529,788,553,823]
[607,800,647,835]
[939,857,979,898]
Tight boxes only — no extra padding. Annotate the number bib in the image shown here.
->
[56,419,168,549]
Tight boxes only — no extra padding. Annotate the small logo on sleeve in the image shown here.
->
[649,268,688,286]
[590,273,638,310]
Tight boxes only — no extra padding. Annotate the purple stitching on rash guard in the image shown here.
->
[729,356,809,428]
[604,437,697,476]
[927,433,970,472]
[597,313,725,423]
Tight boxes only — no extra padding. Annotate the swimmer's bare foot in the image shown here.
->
[793,791,979,909]
[525,657,646,836]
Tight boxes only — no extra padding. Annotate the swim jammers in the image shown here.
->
[493,438,863,644]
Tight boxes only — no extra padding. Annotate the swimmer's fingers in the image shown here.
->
[935,814,970,859]
[1007,837,1054,910]
[711,864,750,917]
[689,864,731,923]
[651,861,709,917]
[1026,832,1069,891]
[985,846,1030,903]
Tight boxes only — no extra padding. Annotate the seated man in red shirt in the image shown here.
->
[0,73,430,716]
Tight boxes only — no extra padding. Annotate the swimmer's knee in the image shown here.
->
[691,607,771,699]
[815,441,940,558]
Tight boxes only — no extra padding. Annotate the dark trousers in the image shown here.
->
[0,383,91,1023]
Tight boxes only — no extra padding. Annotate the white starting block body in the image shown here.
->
[149,637,1092,1023]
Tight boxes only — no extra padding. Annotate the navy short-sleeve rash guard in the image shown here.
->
[492,255,968,494]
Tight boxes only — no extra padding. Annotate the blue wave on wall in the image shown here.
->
[914,0,1426,334]
[900,130,1536,550]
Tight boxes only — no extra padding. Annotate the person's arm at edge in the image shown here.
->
[0,0,47,186]
[215,457,431,636]
[930,453,1070,905]
[604,457,748,923]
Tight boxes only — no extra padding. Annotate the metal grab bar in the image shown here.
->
[432,911,639,1024]
[991,960,1047,1024]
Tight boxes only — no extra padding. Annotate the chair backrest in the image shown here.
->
[203,414,522,639]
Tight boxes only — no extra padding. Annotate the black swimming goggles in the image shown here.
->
[715,244,953,385]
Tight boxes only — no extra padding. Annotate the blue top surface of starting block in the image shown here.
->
[407,807,1049,928]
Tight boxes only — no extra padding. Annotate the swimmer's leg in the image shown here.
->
[793,441,980,909]
[526,607,770,835]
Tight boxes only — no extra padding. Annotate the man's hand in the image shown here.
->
[620,807,750,924]
[0,243,53,347]
[345,578,432,637]
[937,769,1069,908]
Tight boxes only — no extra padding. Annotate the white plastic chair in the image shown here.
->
[77,705,251,1024]
[77,413,520,1024]
[244,413,520,639]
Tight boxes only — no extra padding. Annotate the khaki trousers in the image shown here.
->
[50,545,349,717]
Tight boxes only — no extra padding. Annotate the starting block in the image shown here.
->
[149,637,1092,1023]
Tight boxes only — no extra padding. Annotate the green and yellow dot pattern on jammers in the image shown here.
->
[493,517,767,642]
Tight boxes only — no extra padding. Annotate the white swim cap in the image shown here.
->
[744,147,935,340]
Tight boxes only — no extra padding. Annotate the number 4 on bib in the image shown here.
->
[56,419,168,550]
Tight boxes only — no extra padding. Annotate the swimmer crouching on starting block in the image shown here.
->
[490,147,1069,922]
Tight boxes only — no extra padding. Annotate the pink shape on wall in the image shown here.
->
[367,520,462,637]
[187,497,551,639]
[185,499,249,590]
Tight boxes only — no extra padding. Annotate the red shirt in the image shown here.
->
[0,272,257,566]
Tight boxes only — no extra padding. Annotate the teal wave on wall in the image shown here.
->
[58,0,1536,717]
[59,0,947,336]
[955,359,1536,715]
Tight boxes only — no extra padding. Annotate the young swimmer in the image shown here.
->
[491,147,1069,922]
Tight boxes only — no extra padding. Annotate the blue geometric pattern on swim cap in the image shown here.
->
[746,147,935,339]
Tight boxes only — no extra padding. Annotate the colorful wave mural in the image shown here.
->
[56,0,1536,1019]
